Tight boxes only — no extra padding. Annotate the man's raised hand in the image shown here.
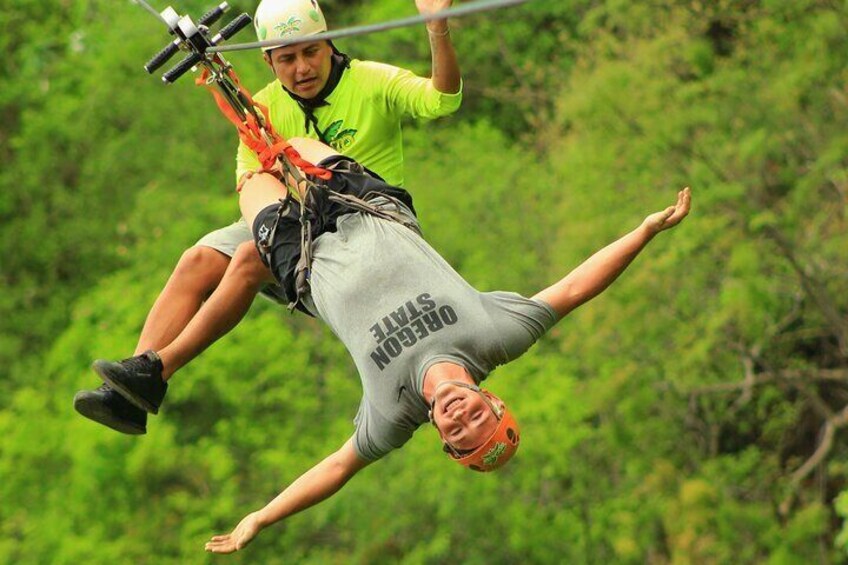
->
[416,0,453,16]
[416,0,453,33]
[642,187,691,235]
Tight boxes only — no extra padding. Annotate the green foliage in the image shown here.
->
[2,0,848,563]
[345,0,576,138]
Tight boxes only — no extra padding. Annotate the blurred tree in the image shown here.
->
[2,0,847,563]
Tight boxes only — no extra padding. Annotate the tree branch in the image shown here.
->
[764,226,848,356]
[779,402,848,517]
[688,368,848,396]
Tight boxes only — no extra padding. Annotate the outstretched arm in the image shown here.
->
[417,0,461,94]
[205,437,371,554]
[534,188,691,320]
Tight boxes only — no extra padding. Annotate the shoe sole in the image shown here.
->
[92,360,160,414]
[73,393,146,435]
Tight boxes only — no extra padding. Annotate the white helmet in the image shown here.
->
[254,0,328,51]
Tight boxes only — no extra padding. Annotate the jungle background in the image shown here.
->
[1,0,847,563]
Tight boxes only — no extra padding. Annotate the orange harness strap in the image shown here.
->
[195,63,332,186]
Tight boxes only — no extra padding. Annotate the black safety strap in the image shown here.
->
[285,163,419,312]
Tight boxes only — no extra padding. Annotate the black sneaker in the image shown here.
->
[93,350,168,414]
[74,384,147,435]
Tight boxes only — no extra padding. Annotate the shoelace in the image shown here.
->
[120,355,154,376]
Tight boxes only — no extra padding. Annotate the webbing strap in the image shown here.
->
[284,185,419,312]
[326,191,421,235]
[195,62,332,186]
[290,195,315,312]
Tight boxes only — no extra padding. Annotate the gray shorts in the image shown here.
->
[195,218,287,304]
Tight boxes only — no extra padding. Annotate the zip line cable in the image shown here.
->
[208,0,532,53]
[132,0,169,25]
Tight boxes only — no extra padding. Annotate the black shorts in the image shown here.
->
[251,156,416,311]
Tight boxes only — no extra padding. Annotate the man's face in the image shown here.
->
[432,384,502,451]
[264,40,333,99]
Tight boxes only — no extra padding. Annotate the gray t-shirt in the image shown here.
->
[303,204,557,461]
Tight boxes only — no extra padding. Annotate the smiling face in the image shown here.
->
[431,383,503,452]
[264,40,333,99]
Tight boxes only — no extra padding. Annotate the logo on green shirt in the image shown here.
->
[325,120,358,150]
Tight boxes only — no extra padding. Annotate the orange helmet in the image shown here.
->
[429,383,521,472]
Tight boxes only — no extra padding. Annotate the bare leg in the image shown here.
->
[134,246,231,354]
[79,245,232,429]
[79,137,342,430]
[157,242,274,380]
[147,138,335,374]
[240,137,339,226]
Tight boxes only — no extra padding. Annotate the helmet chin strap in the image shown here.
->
[428,380,503,456]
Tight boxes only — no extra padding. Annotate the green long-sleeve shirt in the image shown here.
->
[236,59,462,186]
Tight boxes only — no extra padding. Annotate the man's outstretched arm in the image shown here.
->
[534,187,691,320]
[205,437,371,555]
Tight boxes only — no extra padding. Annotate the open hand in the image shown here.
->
[205,511,264,554]
[642,187,691,235]
[416,0,453,16]
[416,0,452,32]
